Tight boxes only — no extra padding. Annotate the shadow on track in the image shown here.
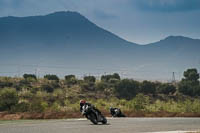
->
[89,123,111,126]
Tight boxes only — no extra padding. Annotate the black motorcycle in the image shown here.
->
[110,107,126,117]
[82,105,107,125]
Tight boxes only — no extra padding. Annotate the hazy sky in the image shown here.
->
[0,0,200,44]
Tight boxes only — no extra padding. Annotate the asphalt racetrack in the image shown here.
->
[0,118,200,133]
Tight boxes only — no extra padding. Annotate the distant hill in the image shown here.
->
[0,11,199,80]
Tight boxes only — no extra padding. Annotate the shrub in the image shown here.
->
[80,82,95,91]
[126,93,149,111]
[49,80,60,88]
[0,88,19,111]
[133,93,149,111]
[19,90,34,101]
[41,84,54,93]
[65,75,77,86]
[40,80,60,93]
[0,80,13,88]
[30,87,40,94]
[52,89,66,106]
[19,79,31,86]
[95,82,108,91]
[29,100,48,113]
[50,102,61,112]
[79,76,96,91]
[11,102,30,112]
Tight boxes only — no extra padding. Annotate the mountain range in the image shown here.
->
[0,11,199,81]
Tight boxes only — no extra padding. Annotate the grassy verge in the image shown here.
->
[1,111,200,120]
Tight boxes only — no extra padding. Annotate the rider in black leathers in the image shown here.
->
[110,107,126,117]
[80,100,102,115]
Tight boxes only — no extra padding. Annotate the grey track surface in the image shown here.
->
[0,118,200,133]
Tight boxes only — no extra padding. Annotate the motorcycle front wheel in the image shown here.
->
[89,112,98,125]
[101,115,107,124]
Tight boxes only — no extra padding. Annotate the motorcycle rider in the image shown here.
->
[110,107,126,117]
[80,100,102,115]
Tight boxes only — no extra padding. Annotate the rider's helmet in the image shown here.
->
[80,100,86,106]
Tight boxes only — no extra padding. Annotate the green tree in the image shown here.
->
[179,68,200,96]
[113,73,121,80]
[84,76,96,83]
[114,79,140,99]
[0,88,19,111]
[140,80,156,94]
[23,74,37,80]
[157,83,176,95]
[101,73,120,82]
[184,68,199,82]
[44,74,59,81]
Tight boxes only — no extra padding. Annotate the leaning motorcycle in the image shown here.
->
[110,107,126,117]
[82,105,107,125]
